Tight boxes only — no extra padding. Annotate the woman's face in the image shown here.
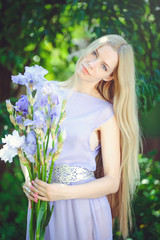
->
[76,44,118,83]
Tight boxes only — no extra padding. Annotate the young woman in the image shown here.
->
[22,34,143,240]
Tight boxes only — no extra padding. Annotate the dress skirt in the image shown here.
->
[26,177,113,240]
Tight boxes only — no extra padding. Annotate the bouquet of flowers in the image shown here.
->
[0,65,67,240]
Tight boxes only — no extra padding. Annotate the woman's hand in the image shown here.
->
[30,178,68,202]
[22,178,38,209]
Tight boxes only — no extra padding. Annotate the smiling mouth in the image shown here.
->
[82,64,90,75]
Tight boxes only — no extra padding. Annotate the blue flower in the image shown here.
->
[11,65,48,88]
[40,94,48,107]
[50,94,59,105]
[24,65,48,88]
[14,95,29,116]
[22,131,37,162]
[12,73,28,85]
[42,81,58,96]
[24,131,37,155]
[16,115,23,124]
[24,110,46,131]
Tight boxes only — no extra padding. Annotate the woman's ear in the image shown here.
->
[103,76,113,82]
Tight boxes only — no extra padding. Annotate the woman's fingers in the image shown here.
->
[23,181,31,192]
[25,190,38,203]
[31,180,46,195]
[30,185,46,197]
[22,180,38,205]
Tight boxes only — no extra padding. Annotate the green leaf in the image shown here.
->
[36,201,48,239]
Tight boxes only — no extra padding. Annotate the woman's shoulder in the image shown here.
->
[52,80,69,91]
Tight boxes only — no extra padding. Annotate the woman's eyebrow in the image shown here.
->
[96,49,110,69]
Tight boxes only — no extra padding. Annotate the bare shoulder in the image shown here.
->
[99,114,120,134]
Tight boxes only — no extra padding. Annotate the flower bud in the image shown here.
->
[39,149,44,165]
[46,117,51,128]
[62,99,67,112]
[28,106,32,116]
[59,111,66,125]
[28,82,33,91]
[26,126,30,134]
[18,149,29,165]
[58,129,66,143]
[28,95,36,106]
[10,115,16,126]
[6,100,14,115]
[17,149,23,158]
[18,124,26,131]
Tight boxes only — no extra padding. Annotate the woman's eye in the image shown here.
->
[92,51,97,56]
[102,64,107,71]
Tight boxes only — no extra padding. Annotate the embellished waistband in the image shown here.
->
[48,164,95,185]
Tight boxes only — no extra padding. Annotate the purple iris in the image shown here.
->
[14,95,29,116]
[40,94,48,107]
[24,65,48,88]
[11,65,48,88]
[25,131,37,155]
[11,73,28,85]
[24,110,47,134]
[16,115,23,124]
[50,94,59,105]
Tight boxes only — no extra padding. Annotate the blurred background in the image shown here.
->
[0,0,159,239]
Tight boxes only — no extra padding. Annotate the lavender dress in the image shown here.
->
[26,86,115,240]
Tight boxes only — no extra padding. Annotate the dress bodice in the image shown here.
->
[53,83,115,171]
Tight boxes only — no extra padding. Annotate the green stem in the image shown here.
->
[54,110,63,138]
[26,165,33,181]
[31,105,33,119]
[29,201,36,240]
[15,124,19,132]
[44,162,47,182]
[47,155,55,184]
[23,129,27,137]
[42,165,44,181]
[36,137,41,179]
[45,129,50,153]
[43,141,46,161]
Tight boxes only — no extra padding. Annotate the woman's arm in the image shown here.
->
[66,114,121,199]
[30,115,121,201]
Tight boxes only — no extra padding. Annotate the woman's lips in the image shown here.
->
[82,64,90,75]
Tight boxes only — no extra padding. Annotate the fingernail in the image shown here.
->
[34,193,37,198]
[31,180,34,184]
[35,199,38,203]
[30,185,33,189]
[35,192,38,195]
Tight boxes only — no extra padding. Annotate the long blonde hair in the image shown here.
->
[57,34,143,239]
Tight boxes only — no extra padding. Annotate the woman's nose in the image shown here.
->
[88,59,99,69]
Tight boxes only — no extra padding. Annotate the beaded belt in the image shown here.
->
[48,164,95,185]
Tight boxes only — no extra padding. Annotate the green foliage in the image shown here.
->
[0,98,17,139]
[131,154,160,240]
[0,158,27,240]
[140,101,160,137]
[0,0,159,111]
[113,154,160,240]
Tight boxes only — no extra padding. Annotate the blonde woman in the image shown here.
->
[23,34,143,240]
